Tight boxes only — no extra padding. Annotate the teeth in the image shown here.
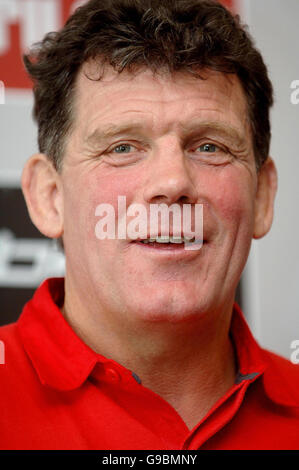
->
[153,236,171,243]
[168,237,184,244]
[140,236,195,244]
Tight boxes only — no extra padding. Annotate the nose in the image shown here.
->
[143,136,198,205]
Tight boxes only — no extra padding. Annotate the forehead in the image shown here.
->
[72,62,250,143]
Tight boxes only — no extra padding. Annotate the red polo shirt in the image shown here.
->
[0,277,298,450]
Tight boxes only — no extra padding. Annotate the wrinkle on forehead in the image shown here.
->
[71,62,252,155]
[76,61,247,107]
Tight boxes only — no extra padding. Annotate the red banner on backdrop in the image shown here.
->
[0,0,237,90]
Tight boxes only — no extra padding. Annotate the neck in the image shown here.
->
[62,279,237,430]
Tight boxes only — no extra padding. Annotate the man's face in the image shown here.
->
[60,66,261,324]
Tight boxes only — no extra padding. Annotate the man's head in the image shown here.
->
[24,0,273,173]
[21,0,277,328]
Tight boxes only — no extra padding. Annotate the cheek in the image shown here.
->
[68,168,141,243]
[204,167,256,234]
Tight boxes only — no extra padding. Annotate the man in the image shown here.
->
[0,0,298,450]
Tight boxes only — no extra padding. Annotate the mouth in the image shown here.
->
[131,236,205,251]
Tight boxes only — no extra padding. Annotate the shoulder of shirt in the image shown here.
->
[0,321,32,381]
[0,321,20,348]
[263,347,299,377]
[260,346,299,407]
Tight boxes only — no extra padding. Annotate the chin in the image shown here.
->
[126,290,207,325]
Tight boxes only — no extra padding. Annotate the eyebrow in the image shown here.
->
[85,123,146,147]
[180,120,248,148]
[85,119,247,149]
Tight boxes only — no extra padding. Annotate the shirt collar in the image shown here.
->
[17,278,299,406]
[18,278,100,390]
[231,303,299,407]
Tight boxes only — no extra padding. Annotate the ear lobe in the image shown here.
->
[253,157,278,239]
[21,153,64,238]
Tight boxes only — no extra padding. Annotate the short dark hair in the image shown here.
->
[24,0,273,172]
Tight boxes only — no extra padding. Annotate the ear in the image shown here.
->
[253,157,278,239]
[21,153,64,238]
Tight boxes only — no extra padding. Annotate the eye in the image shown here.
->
[102,141,145,167]
[190,141,232,165]
[197,143,219,153]
[112,143,135,154]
